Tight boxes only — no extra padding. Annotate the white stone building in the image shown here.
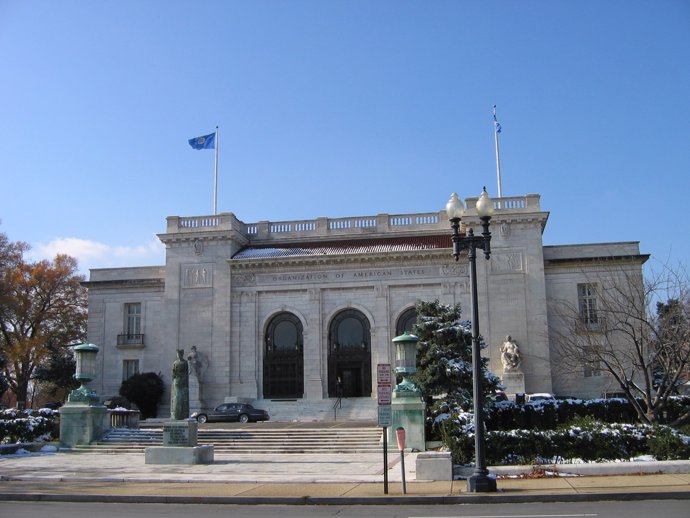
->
[83,193,648,418]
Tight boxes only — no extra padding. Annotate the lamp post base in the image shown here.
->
[467,473,497,493]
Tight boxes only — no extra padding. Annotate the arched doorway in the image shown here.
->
[328,309,372,397]
[263,312,304,398]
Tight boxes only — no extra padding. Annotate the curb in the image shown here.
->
[2,491,690,505]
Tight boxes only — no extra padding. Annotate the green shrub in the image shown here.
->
[647,426,690,460]
[440,411,688,465]
[486,429,558,465]
[484,398,645,431]
[0,408,57,444]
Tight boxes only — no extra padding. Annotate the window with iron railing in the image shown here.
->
[125,303,141,335]
[118,303,144,346]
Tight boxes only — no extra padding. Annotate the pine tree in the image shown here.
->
[411,299,500,415]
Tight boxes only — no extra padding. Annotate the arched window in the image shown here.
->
[267,314,302,353]
[336,315,366,348]
[263,312,303,398]
[396,307,417,336]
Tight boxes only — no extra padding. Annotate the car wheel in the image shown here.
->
[197,414,208,423]
[238,414,249,423]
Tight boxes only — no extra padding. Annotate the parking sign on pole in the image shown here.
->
[377,363,393,495]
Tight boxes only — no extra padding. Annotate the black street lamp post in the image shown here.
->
[446,188,497,493]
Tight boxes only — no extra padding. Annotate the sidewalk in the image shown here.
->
[1,450,689,504]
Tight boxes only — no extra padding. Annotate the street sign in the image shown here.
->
[377,383,392,405]
[377,363,392,385]
[378,405,392,427]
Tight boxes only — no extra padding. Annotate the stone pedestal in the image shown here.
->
[416,452,452,480]
[189,375,201,414]
[163,420,198,446]
[59,404,109,448]
[388,396,425,452]
[145,444,214,464]
[145,420,214,465]
[501,370,525,396]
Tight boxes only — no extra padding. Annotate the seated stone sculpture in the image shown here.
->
[501,335,521,372]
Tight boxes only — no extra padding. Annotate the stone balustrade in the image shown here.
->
[164,194,541,243]
[108,409,140,429]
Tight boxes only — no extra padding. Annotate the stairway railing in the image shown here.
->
[332,397,342,420]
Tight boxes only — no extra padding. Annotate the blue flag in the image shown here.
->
[188,132,215,150]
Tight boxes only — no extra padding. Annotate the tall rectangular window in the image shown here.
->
[578,284,599,329]
[125,303,141,336]
[583,347,602,377]
[122,359,139,381]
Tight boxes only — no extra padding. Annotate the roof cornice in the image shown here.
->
[229,248,451,270]
[81,278,165,290]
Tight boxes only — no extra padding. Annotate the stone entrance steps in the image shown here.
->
[75,424,383,455]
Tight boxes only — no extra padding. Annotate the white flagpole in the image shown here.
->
[214,126,219,215]
[493,105,503,200]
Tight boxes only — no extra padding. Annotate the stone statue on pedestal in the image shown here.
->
[188,345,201,380]
[187,346,205,414]
[501,335,522,372]
[171,349,189,420]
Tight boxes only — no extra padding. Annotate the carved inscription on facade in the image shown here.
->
[255,267,435,286]
[441,264,468,277]
[182,265,213,288]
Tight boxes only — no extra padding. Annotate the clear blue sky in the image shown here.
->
[1,1,688,275]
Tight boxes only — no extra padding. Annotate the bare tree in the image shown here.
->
[550,260,690,425]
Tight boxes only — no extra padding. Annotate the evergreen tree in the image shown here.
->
[119,372,164,419]
[411,299,500,415]
[32,345,79,397]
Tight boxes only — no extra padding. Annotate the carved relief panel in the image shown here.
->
[182,264,213,288]
[489,251,523,274]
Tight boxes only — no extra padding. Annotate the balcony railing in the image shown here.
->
[576,317,606,333]
[117,334,145,346]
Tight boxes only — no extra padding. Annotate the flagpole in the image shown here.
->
[214,126,219,215]
[493,106,503,199]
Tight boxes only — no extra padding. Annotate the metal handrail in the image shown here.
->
[332,397,342,420]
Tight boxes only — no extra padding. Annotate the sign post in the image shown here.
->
[396,427,407,494]
[377,363,392,494]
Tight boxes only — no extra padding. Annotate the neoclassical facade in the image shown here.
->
[84,193,647,417]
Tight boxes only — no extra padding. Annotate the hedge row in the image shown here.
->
[0,409,58,444]
[441,412,690,465]
[484,397,690,431]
